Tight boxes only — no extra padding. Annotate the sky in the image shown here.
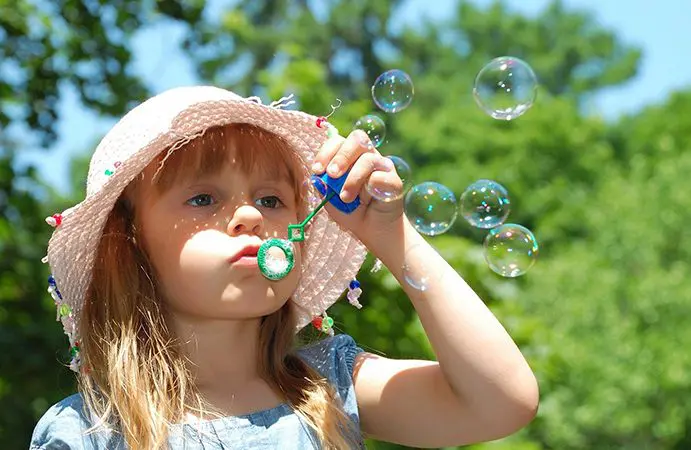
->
[15,0,691,195]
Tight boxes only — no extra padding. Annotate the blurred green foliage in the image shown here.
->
[2,0,690,449]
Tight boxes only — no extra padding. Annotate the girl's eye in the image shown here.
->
[255,196,284,209]
[186,194,215,207]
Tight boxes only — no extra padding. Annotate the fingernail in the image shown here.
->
[312,162,323,173]
[378,157,395,172]
[328,163,340,176]
[340,189,350,202]
[357,132,371,147]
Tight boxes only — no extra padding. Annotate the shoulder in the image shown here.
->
[297,333,364,401]
[30,393,87,449]
[30,393,123,450]
[297,334,363,379]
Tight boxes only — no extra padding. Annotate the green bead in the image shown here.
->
[59,304,71,317]
[322,317,334,330]
[104,169,113,176]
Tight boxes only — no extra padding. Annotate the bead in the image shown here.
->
[45,213,62,227]
[346,291,362,309]
[326,125,339,138]
[311,317,323,329]
[113,161,122,168]
[349,280,360,290]
[316,117,326,128]
[48,284,63,302]
[318,314,334,333]
[58,304,71,317]
[104,169,113,176]
[48,275,56,286]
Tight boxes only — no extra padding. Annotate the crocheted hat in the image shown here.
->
[43,86,367,371]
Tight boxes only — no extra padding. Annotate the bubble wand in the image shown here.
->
[258,121,361,281]
[257,188,335,281]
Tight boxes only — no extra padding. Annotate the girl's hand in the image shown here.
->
[311,129,407,250]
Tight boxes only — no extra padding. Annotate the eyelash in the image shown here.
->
[185,194,285,209]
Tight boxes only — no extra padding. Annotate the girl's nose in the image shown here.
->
[227,205,264,236]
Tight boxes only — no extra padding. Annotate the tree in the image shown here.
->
[0,1,204,446]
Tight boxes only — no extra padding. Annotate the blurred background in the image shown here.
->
[2,0,690,448]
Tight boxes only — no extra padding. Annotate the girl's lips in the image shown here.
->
[228,244,261,264]
[231,255,258,267]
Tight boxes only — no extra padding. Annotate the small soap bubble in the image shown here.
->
[303,178,321,208]
[473,56,537,120]
[402,245,438,291]
[483,224,538,277]
[309,174,330,200]
[371,69,414,113]
[354,114,386,148]
[404,182,458,236]
[460,179,511,229]
[366,155,413,202]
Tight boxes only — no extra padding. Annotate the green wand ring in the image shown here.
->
[257,238,295,280]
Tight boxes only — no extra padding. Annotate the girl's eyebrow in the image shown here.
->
[179,176,294,195]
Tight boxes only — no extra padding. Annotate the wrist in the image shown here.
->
[361,217,426,270]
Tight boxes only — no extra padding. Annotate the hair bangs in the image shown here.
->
[151,123,307,204]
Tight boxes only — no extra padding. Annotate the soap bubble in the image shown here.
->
[372,69,414,113]
[354,114,386,148]
[483,224,538,277]
[303,178,321,208]
[366,155,413,202]
[460,179,511,229]
[388,156,412,188]
[404,182,458,236]
[402,244,439,291]
[473,56,537,120]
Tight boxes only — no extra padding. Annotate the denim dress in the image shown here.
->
[30,334,365,449]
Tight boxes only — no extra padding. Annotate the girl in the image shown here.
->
[31,86,538,449]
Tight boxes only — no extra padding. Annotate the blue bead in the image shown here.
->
[48,275,56,286]
[349,280,360,290]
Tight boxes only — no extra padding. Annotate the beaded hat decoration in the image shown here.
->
[42,86,369,372]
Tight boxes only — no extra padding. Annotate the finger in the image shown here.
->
[364,167,405,205]
[326,129,375,178]
[339,153,381,203]
[312,135,345,174]
[341,155,397,203]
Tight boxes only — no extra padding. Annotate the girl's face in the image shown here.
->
[134,127,304,321]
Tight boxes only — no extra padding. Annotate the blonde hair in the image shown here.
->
[77,124,360,449]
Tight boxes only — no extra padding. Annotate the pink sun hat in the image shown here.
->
[43,86,367,371]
